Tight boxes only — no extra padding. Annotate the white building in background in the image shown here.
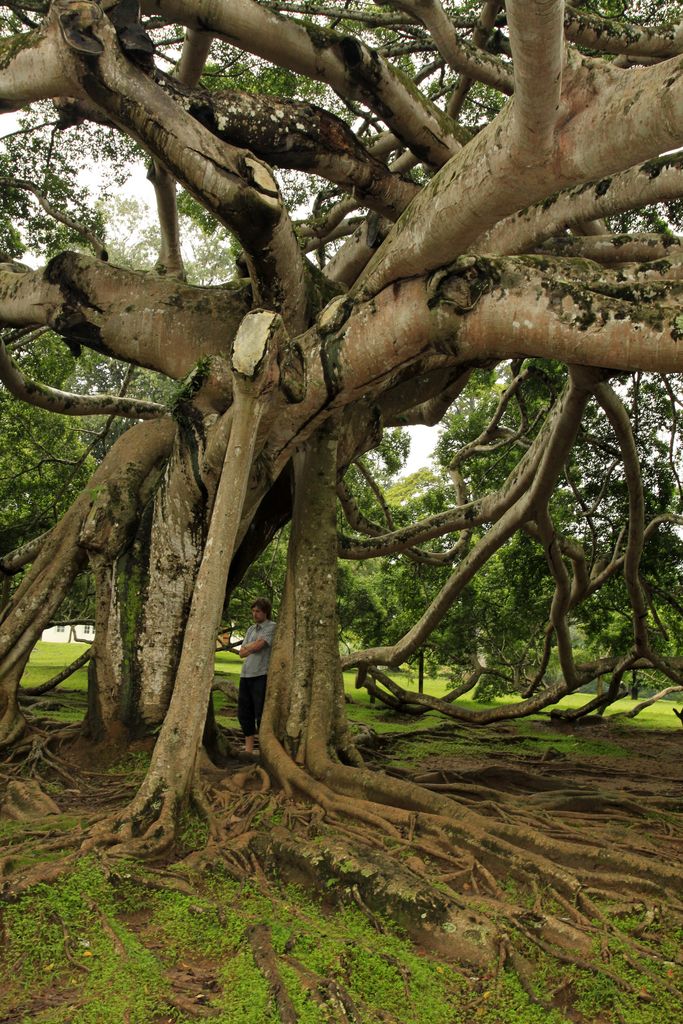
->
[41,624,95,643]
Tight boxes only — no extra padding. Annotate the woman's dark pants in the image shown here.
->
[238,674,268,736]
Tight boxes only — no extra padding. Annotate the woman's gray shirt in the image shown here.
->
[241,620,276,677]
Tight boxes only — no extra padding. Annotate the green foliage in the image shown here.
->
[202,55,326,104]
[225,525,288,633]
[105,193,238,285]
[218,950,281,1024]
[0,335,96,553]
[152,888,244,959]
[18,642,90,690]
[177,807,210,852]
[0,104,136,261]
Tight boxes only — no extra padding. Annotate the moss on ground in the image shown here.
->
[0,860,477,1024]
[3,848,681,1023]
[6,644,683,1021]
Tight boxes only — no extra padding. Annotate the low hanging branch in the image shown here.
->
[613,685,683,720]
[0,531,51,575]
[21,646,92,697]
[0,337,166,418]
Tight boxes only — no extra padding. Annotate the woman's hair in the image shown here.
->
[251,597,272,618]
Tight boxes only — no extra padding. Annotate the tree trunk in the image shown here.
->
[261,419,359,775]
[0,422,165,747]
[86,311,286,854]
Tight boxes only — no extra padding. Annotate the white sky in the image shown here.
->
[403,424,438,475]
[0,111,17,136]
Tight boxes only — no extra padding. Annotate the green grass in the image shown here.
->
[8,644,683,1022]
[0,859,473,1024]
[0,857,170,1024]
[21,642,683,735]
[20,642,91,691]
[5,854,678,1023]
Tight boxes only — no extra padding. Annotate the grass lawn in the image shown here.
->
[22,642,683,731]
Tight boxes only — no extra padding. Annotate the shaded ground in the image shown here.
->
[1,695,683,1023]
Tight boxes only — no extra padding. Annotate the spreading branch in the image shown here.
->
[0,336,166,418]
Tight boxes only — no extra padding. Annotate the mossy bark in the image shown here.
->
[261,420,358,772]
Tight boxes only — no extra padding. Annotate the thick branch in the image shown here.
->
[0,532,49,574]
[342,369,597,668]
[74,9,309,330]
[357,53,683,295]
[0,177,106,259]
[618,685,683,718]
[167,81,419,221]
[535,234,683,265]
[0,336,165,418]
[507,0,564,161]
[142,0,462,167]
[483,155,683,255]
[263,254,683,488]
[0,253,251,378]
[336,479,464,566]
[564,5,683,59]
[385,0,513,95]
[21,646,91,696]
[0,23,73,111]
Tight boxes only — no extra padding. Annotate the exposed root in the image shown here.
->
[81,791,179,861]
[283,953,363,1023]
[2,720,682,1012]
[0,706,26,751]
[248,923,298,1024]
[0,779,61,820]
[1,854,80,898]
[49,909,90,974]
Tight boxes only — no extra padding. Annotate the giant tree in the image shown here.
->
[2,0,683,969]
